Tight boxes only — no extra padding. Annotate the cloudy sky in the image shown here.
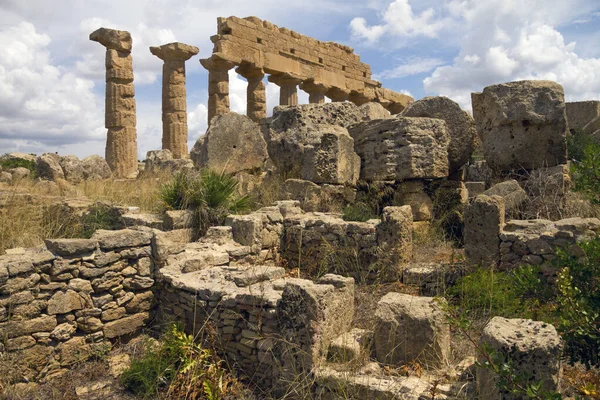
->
[1,0,599,159]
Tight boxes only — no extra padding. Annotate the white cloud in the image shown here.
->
[350,0,447,43]
[421,0,600,109]
[374,57,445,79]
[0,22,104,152]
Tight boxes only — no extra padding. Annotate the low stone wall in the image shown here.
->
[465,194,600,272]
[0,229,155,380]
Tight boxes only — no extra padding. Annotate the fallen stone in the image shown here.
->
[483,180,528,214]
[36,153,65,181]
[44,238,98,256]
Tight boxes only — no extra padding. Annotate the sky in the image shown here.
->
[1,0,599,160]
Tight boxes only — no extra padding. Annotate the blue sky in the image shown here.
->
[1,0,599,159]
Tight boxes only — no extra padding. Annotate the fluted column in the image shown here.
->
[268,73,303,106]
[326,87,351,103]
[90,27,138,179]
[236,65,266,122]
[301,80,330,104]
[200,56,235,126]
[150,42,199,159]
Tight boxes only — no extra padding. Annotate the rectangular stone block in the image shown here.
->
[106,49,132,70]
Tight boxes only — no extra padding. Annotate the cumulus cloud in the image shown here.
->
[422,0,600,108]
[350,0,447,43]
[0,21,104,154]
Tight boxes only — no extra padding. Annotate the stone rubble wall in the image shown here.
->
[0,229,155,380]
[464,194,600,272]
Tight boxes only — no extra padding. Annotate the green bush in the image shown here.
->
[159,169,252,235]
[567,129,596,162]
[80,203,121,238]
[0,153,36,177]
[121,324,239,399]
[555,239,600,368]
[571,142,600,205]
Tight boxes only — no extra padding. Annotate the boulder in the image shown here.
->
[374,293,449,369]
[401,96,477,173]
[358,102,391,121]
[191,113,268,174]
[301,125,361,185]
[483,180,528,214]
[9,167,31,180]
[0,171,12,184]
[264,103,363,177]
[144,149,194,175]
[477,317,562,399]
[349,117,449,181]
[82,155,112,180]
[472,80,568,172]
[36,153,65,181]
[59,155,85,183]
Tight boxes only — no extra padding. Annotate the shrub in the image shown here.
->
[571,142,600,205]
[80,203,122,238]
[159,169,252,236]
[121,324,242,399]
[555,239,600,368]
[0,153,36,176]
[342,201,378,222]
[567,129,596,162]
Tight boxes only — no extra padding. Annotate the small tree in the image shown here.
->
[571,142,600,205]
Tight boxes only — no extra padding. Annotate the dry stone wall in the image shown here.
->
[0,229,155,380]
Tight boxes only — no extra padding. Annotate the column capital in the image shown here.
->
[235,64,264,79]
[300,79,330,95]
[150,42,199,61]
[326,87,351,102]
[348,90,375,106]
[90,27,132,52]
[200,54,236,72]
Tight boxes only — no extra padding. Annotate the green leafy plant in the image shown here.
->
[159,169,252,236]
[121,324,240,399]
[567,129,597,162]
[571,142,600,205]
[0,153,36,177]
[555,239,600,368]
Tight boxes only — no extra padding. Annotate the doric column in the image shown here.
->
[268,73,303,106]
[236,65,266,122]
[301,80,330,104]
[90,27,138,179]
[326,87,351,103]
[200,56,235,126]
[150,42,199,159]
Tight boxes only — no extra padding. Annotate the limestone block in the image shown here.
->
[226,213,263,251]
[349,117,450,181]
[395,180,433,221]
[328,328,373,363]
[44,238,98,256]
[103,312,150,339]
[47,290,86,315]
[0,315,57,339]
[472,80,568,172]
[465,181,486,198]
[566,100,600,133]
[374,293,449,369]
[376,206,413,264]
[483,180,528,214]
[301,126,361,185]
[164,209,195,230]
[477,317,562,399]
[467,160,493,186]
[105,49,133,70]
[190,112,268,174]
[358,102,391,121]
[464,195,505,266]
[50,322,77,341]
[36,153,65,181]
[82,155,112,180]
[91,229,153,250]
[57,155,84,183]
[402,96,477,173]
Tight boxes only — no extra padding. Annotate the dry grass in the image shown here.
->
[412,222,464,264]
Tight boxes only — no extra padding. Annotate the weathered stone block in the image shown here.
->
[472,80,568,172]
[477,317,562,399]
[103,312,150,339]
[483,180,528,214]
[464,195,505,266]
[376,206,413,264]
[45,238,98,256]
[92,229,153,250]
[47,290,86,315]
[349,117,449,181]
[374,293,449,369]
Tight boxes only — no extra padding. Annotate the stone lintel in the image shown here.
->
[90,27,132,52]
[150,42,199,61]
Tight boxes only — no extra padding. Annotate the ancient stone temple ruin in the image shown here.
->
[90,28,139,179]
[201,16,413,124]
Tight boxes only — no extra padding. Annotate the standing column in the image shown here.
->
[236,65,266,122]
[150,42,199,159]
[268,73,303,106]
[301,80,330,104]
[326,87,351,103]
[90,28,138,178]
[200,56,235,126]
